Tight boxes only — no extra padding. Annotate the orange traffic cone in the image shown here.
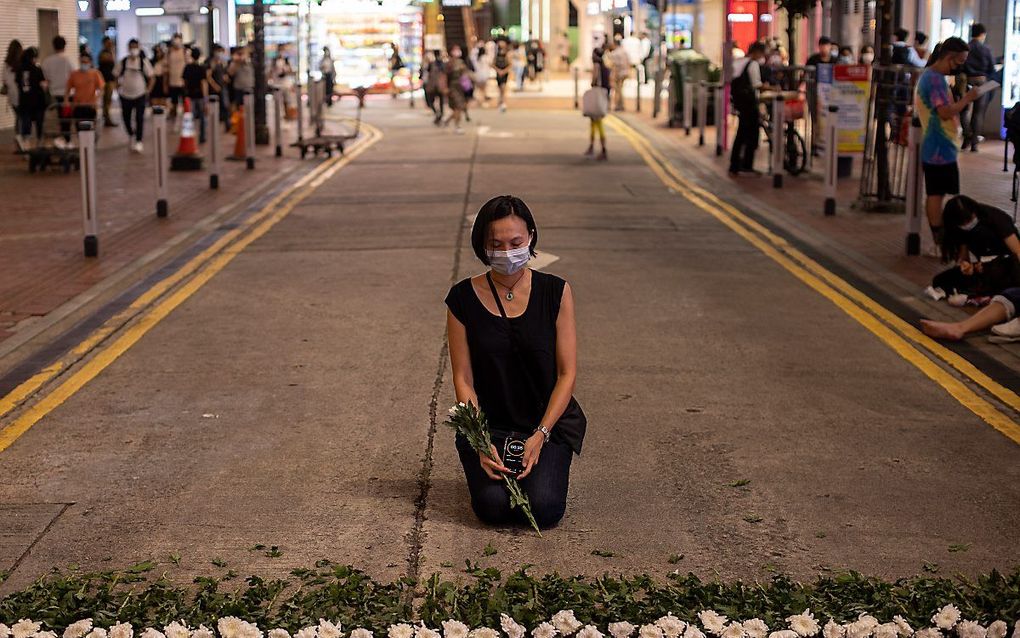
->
[170,98,203,170]
[230,106,246,160]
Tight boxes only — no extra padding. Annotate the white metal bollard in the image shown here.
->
[697,81,707,147]
[714,84,724,157]
[635,69,641,113]
[772,94,784,189]
[78,121,99,257]
[153,106,169,217]
[208,95,221,189]
[683,80,693,135]
[243,93,255,170]
[573,66,579,110]
[307,81,318,131]
[273,88,283,157]
[904,116,924,255]
[824,105,839,216]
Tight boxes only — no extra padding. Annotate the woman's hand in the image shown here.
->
[516,431,545,479]
[480,444,510,480]
[959,260,974,276]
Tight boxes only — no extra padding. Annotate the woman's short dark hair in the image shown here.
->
[937,36,969,59]
[940,195,985,262]
[470,195,539,265]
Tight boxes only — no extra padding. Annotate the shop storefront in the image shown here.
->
[76,0,234,58]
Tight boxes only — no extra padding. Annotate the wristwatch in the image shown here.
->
[536,426,551,443]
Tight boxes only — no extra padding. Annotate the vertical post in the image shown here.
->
[78,121,98,257]
[314,79,324,136]
[409,63,416,108]
[904,116,923,255]
[823,105,839,216]
[244,92,256,169]
[307,80,318,130]
[153,106,169,217]
[296,80,305,143]
[573,66,579,109]
[772,94,784,188]
[252,0,269,144]
[208,95,221,189]
[714,84,724,156]
[697,81,706,146]
[683,80,693,135]
[635,69,641,113]
[273,88,283,157]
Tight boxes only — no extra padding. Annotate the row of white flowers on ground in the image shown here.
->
[2,607,1019,638]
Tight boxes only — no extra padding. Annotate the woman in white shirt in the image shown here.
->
[470,42,491,105]
[3,39,22,149]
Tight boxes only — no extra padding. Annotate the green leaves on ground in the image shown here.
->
[4,563,1020,634]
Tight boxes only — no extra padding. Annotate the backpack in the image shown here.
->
[1005,102,1020,167]
[119,55,150,84]
[891,43,910,65]
[730,58,757,113]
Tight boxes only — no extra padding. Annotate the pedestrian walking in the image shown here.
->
[962,23,995,152]
[444,194,584,530]
[3,39,23,151]
[41,36,73,142]
[607,39,631,111]
[66,51,104,129]
[114,38,153,153]
[728,42,767,176]
[271,43,296,118]
[389,43,404,98]
[320,47,335,107]
[149,45,169,110]
[492,39,511,112]
[443,45,470,134]
[470,41,491,106]
[512,42,527,91]
[183,46,208,143]
[914,36,982,250]
[98,36,117,127]
[423,49,446,125]
[166,33,187,118]
[206,43,229,126]
[16,47,47,147]
[228,46,254,111]
[584,44,610,161]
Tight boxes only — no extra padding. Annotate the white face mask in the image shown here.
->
[487,245,531,275]
[959,217,979,231]
[861,53,874,64]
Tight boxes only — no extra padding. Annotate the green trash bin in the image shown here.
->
[667,49,710,128]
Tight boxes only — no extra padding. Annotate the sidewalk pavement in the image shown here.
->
[0,105,356,345]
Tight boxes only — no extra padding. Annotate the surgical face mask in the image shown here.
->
[838,55,853,64]
[129,48,139,57]
[861,53,874,64]
[486,245,532,275]
[80,63,91,70]
[959,216,979,231]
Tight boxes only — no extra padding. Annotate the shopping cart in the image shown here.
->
[292,86,366,159]
[26,102,100,173]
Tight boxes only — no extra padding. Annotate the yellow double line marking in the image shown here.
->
[607,115,1020,444]
[0,123,383,453]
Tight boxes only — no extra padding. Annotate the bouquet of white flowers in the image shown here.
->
[444,402,541,536]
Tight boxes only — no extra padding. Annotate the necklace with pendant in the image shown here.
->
[494,270,527,301]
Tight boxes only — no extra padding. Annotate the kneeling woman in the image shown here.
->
[444,195,585,529]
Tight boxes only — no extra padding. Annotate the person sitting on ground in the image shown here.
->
[921,288,1020,342]
[931,195,1020,301]
[444,195,584,529]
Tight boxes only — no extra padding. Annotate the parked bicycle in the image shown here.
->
[759,93,807,176]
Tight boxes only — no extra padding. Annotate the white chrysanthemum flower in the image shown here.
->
[501,616,526,638]
[1013,623,1020,638]
[37,632,58,638]
[83,629,107,638]
[64,619,94,638]
[269,630,291,638]
[699,612,729,637]
[787,612,820,638]
[164,621,190,638]
[873,623,898,638]
[858,619,880,632]
[847,618,878,638]
[743,620,768,638]
[914,629,942,638]
[318,620,342,638]
[684,626,706,638]
[1,624,12,638]
[933,607,961,631]
[351,630,374,638]
[415,626,438,638]
[769,631,799,638]
[639,625,664,638]
[986,622,1007,638]
[577,627,604,638]
[891,618,912,638]
[109,624,133,638]
[468,628,499,638]
[294,628,316,638]
[140,629,165,638]
[389,625,414,638]
[441,621,470,638]
[956,622,985,638]
[218,619,246,638]
[609,624,636,638]
[12,620,42,638]
[532,623,557,638]
[821,622,843,638]
[191,626,214,638]
[721,623,745,638]
[656,616,686,638]
[552,612,582,637]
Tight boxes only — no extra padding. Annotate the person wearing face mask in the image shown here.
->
[166,34,187,119]
[98,36,117,127]
[928,195,1020,300]
[859,45,875,66]
[442,44,470,134]
[914,37,983,251]
[444,195,584,530]
[837,46,854,65]
[115,39,154,153]
[65,51,105,130]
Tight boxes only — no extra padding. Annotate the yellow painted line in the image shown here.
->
[606,116,1020,444]
[0,124,382,453]
[609,116,1020,414]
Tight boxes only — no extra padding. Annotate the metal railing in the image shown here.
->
[858,64,921,212]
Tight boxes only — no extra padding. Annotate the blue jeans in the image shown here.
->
[456,432,572,529]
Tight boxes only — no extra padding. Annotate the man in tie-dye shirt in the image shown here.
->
[914,36,981,254]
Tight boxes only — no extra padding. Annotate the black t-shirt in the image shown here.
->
[183,62,206,99]
[18,64,46,110]
[806,53,835,66]
[445,270,570,444]
[963,207,1020,257]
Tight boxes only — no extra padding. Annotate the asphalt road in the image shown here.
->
[1,101,1018,592]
